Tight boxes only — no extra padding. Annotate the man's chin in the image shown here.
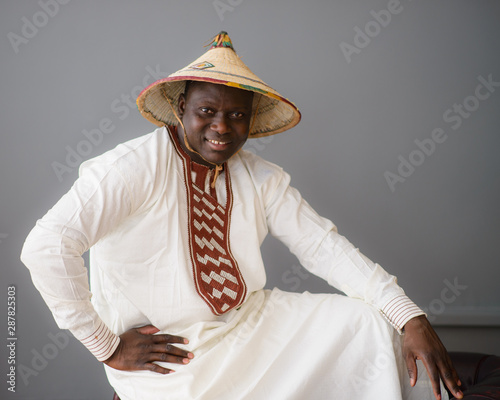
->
[192,152,228,167]
[199,148,235,165]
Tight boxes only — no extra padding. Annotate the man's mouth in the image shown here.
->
[207,139,230,145]
[207,139,229,144]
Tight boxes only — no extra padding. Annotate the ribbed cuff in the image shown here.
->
[380,294,426,334]
[80,320,120,361]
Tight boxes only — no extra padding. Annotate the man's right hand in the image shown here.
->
[103,325,194,374]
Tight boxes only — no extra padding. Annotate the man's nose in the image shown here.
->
[210,114,230,134]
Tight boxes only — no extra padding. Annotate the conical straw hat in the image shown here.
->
[136,32,301,138]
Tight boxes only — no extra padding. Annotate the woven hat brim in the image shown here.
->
[136,47,301,138]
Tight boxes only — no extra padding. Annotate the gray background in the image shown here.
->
[1,0,499,398]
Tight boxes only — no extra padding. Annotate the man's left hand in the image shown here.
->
[403,315,463,400]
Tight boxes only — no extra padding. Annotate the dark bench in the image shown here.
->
[447,352,500,399]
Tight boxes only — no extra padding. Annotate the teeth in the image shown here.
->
[208,139,227,145]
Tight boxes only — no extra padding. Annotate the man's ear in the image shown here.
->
[178,93,186,117]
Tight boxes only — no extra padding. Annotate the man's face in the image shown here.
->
[177,82,254,166]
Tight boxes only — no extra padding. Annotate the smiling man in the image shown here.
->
[21,32,462,400]
[177,81,254,166]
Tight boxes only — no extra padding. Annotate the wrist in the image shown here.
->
[402,315,428,332]
[79,321,120,361]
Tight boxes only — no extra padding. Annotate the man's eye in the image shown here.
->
[230,112,244,119]
[199,108,214,114]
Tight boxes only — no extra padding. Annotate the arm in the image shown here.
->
[261,163,462,399]
[20,164,129,360]
[262,166,421,327]
[20,158,193,372]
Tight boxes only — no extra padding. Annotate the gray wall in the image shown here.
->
[1,0,499,398]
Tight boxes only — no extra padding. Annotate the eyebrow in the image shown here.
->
[191,98,252,109]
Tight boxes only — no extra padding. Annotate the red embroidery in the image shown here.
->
[169,127,247,315]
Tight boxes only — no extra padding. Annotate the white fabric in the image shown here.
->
[21,127,443,399]
[107,289,446,400]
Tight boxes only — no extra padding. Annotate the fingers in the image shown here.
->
[403,317,463,399]
[152,333,190,345]
[149,351,192,365]
[420,353,463,400]
[436,358,463,399]
[138,328,194,362]
[420,356,442,400]
[136,324,161,335]
[134,326,191,346]
[151,342,194,360]
[146,334,194,367]
[104,326,194,374]
[144,362,174,375]
[405,354,418,387]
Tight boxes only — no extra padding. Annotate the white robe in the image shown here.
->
[21,127,447,399]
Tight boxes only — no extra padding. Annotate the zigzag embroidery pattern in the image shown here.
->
[187,173,246,314]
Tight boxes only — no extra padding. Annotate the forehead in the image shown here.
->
[184,81,254,107]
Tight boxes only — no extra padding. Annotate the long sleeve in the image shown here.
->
[20,162,134,361]
[262,165,424,332]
